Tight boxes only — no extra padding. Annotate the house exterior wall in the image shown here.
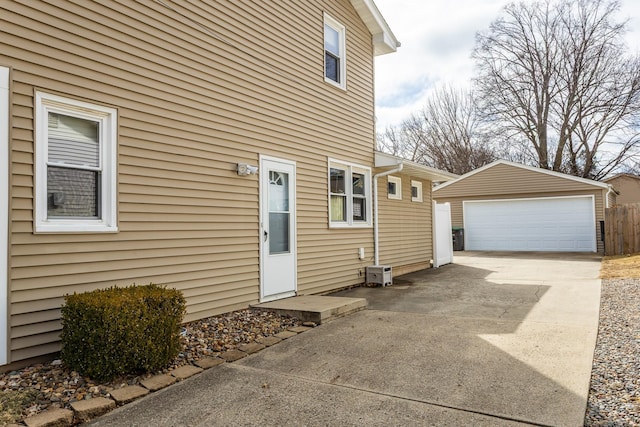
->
[605,175,640,204]
[433,163,609,253]
[1,1,378,365]
[377,174,433,276]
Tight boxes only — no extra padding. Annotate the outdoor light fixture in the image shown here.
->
[237,163,258,176]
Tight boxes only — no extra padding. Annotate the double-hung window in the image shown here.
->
[329,160,371,227]
[35,92,117,233]
[324,13,346,89]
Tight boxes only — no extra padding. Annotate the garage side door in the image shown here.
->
[464,196,596,252]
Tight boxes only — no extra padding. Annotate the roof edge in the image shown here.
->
[603,173,640,182]
[350,0,400,56]
[433,159,611,192]
[374,151,459,182]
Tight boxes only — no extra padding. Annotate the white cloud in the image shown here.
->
[373,0,640,131]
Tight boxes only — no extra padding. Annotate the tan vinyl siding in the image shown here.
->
[2,0,377,364]
[377,174,433,275]
[605,175,640,204]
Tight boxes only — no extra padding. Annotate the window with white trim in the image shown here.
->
[411,180,423,202]
[387,176,402,200]
[324,13,346,89]
[35,92,117,233]
[329,160,371,227]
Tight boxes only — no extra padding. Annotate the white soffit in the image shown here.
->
[350,0,400,55]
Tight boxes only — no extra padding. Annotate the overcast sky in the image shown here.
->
[373,0,640,131]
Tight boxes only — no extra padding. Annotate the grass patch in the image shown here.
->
[601,253,640,279]
[0,389,40,425]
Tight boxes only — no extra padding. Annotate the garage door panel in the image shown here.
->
[464,197,596,252]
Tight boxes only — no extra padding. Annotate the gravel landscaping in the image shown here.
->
[585,277,640,426]
[0,309,300,425]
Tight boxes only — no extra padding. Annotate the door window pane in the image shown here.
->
[269,171,289,211]
[269,170,290,254]
[269,212,289,254]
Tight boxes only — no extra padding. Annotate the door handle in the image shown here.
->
[264,230,268,242]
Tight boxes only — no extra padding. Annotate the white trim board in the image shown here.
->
[0,66,10,365]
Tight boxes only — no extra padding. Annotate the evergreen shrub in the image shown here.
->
[60,284,186,381]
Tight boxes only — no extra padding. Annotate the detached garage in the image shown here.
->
[433,160,616,253]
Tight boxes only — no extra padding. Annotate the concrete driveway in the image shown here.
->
[89,252,601,426]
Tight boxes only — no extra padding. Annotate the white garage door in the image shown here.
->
[464,196,596,252]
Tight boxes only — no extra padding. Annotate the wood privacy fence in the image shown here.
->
[605,203,640,256]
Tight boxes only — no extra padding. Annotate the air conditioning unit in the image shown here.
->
[366,265,392,287]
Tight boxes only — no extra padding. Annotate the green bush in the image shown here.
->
[60,284,186,382]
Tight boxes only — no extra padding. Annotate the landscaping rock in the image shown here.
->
[256,336,282,347]
[140,374,177,392]
[194,357,224,369]
[70,397,115,422]
[23,408,73,427]
[237,343,266,354]
[288,326,313,333]
[109,385,149,405]
[275,330,297,339]
[170,365,203,380]
[220,349,247,362]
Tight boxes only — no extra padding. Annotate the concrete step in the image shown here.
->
[251,295,367,324]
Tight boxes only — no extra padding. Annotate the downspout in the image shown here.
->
[373,163,403,265]
[605,184,615,209]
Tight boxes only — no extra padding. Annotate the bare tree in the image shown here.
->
[473,0,640,179]
[377,85,497,175]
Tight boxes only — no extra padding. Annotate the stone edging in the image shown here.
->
[19,325,314,427]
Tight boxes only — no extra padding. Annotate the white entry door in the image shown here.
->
[260,156,297,301]
[433,202,453,267]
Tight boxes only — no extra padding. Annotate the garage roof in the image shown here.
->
[433,159,610,193]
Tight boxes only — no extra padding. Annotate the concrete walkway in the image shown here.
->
[88,252,601,426]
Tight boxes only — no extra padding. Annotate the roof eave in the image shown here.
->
[350,0,400,56]
[374,152,458,182]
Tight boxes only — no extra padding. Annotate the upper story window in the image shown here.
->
[387,176,402,200]
[324,13,346,89]
[329,159,371,227]
[35,92,118,233]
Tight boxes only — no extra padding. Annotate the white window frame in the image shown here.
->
[324,13,347,90]
[411,180,423,203]
[328,159,371,228]
[387,176,402,200]
[35,92,117,233]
